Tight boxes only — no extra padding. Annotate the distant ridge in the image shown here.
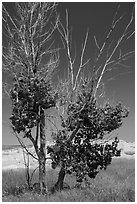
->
[2,145,21,151]
[2,144,33,151]
[117,140,135,157]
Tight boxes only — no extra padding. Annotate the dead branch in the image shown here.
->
[74,31,90,90]
[93,4,134,97]
[2,2,59,77]
[57,10,74,87]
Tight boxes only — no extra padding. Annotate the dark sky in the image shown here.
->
[2,2,135,145]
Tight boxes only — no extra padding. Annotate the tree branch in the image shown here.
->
[13,130,39,160]
[93,5,134,98]
[57,10,74,88]
[74,31,89,90]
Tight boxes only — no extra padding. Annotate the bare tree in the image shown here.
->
[47,4,134,191]
[3,2,59,194]
[57,5,134,99]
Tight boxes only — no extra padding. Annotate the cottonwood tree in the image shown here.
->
[47,5,134,191]
[2,2,59,193]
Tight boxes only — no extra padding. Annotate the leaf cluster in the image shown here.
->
[61,84,128,139]
[10,75,56,134]
[48,136,121,182]
[48,84,129,182]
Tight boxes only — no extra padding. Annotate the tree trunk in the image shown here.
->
[38,107,47,194]
[54,167,65,191]
[39,157,47,194]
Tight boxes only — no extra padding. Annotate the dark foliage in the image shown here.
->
[47,84,129,183]
[10,74,56,135]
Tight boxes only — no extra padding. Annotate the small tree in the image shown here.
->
[3,2,59,193]
[47,4,134,191]
[48,82,129,190]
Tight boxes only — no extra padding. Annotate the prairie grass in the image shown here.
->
[2,158,135,202]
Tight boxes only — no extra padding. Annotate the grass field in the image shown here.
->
[2,158,135,202]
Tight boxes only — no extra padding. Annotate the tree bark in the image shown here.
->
[38,107,47,194]
[52,124,80,192]
[39,156,47,193]
[54,167,65,191]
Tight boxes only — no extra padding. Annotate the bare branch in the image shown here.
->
[112,4,120,25]
[92,6,125,78]
[57,10,74,88]
[94,36,100,50]
[107,9,134,63]
[93,5,134,97]
[74,31,89,90]
[107,50,134,67]
[2,5,19,32]
[127,31,135,40]
[13,130,39,160]
[3,2,59,78]
[66,9,69,38]
[39,16,59,46]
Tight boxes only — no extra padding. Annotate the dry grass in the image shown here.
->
[2,158,135,202]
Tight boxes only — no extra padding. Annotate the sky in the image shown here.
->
[2,2,135,145]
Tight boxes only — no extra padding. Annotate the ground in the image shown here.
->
[2,154,135,202]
